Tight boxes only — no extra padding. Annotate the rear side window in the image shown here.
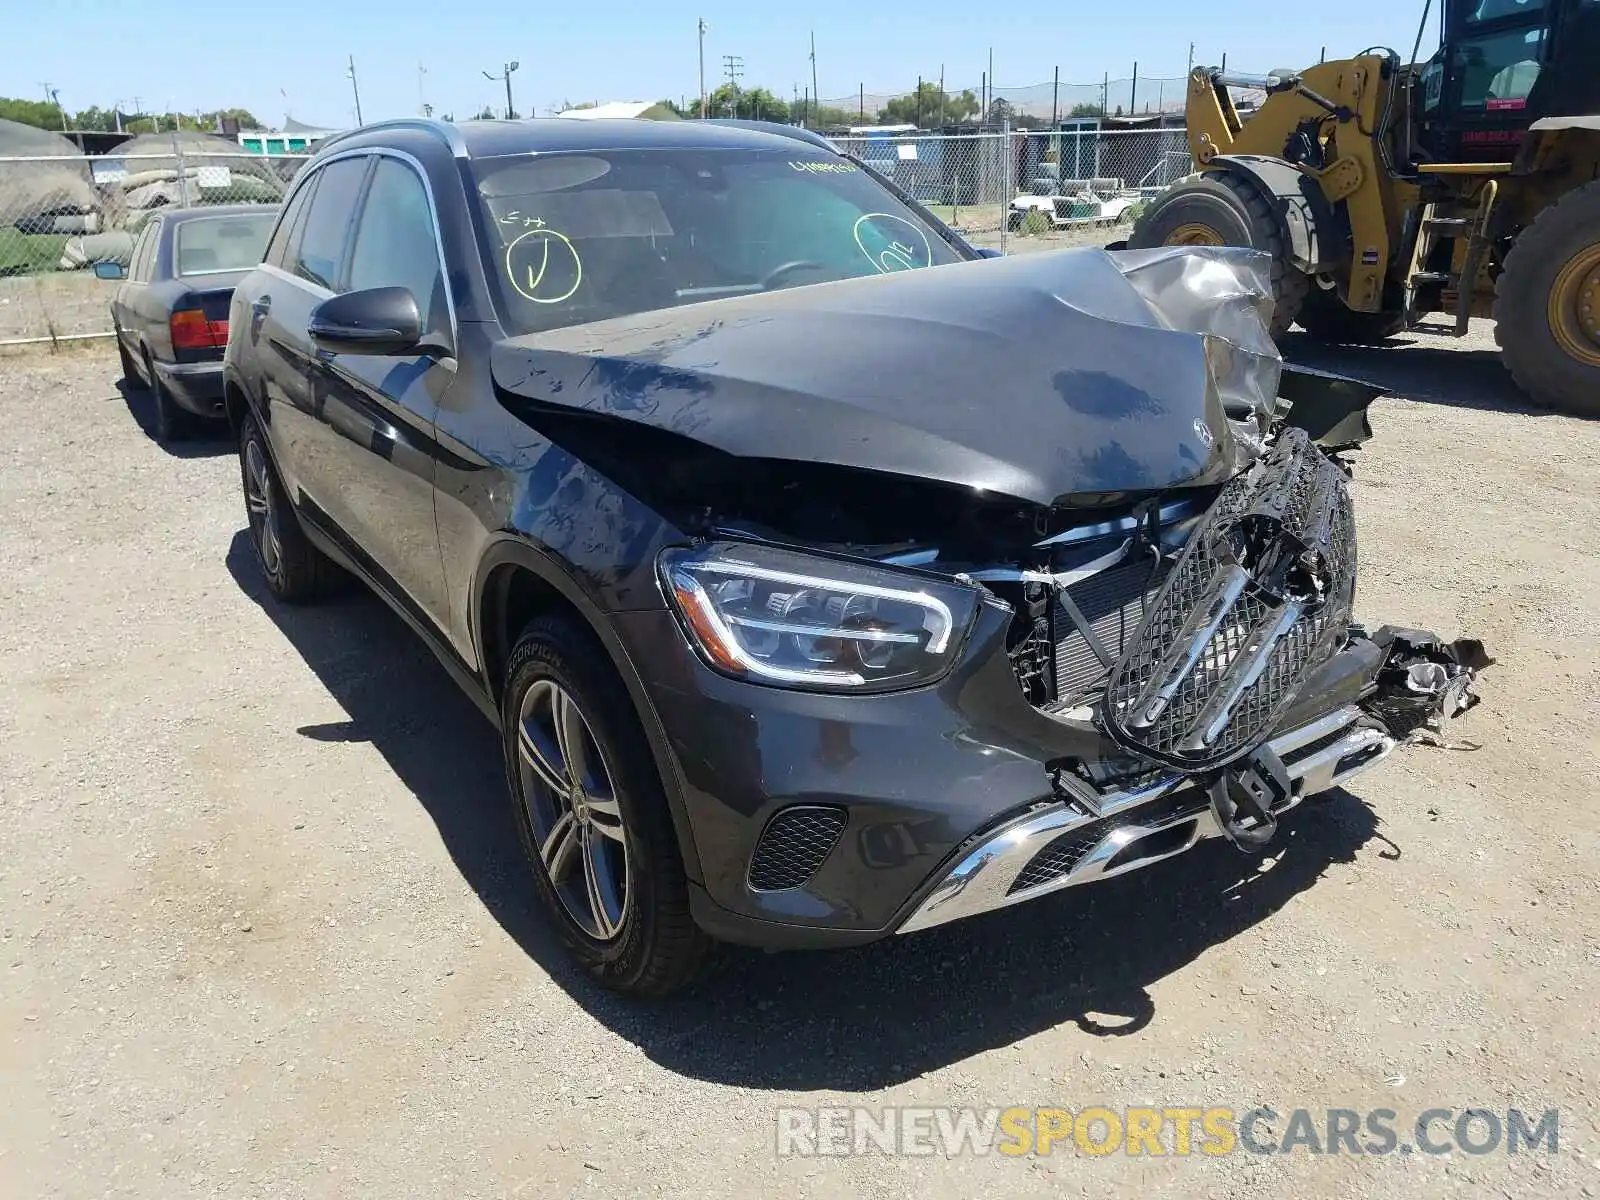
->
[347,157,447,335]
[128,225,156,282]
[265,177,315,268]
[175,212,277,275]
[292,156,369,291]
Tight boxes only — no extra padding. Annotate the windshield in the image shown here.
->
[470,147,965,335]
[173,211,276,275]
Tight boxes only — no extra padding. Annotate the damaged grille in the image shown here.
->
[1100,428,1357,770]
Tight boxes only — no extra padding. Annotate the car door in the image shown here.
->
[298,151,454,630]
[250,155,371,516]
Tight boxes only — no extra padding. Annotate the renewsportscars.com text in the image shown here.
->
[775,1105,1560,1158]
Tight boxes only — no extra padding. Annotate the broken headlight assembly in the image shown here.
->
[659,542,980,692]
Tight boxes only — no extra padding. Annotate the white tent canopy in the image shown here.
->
[557,102,658,120]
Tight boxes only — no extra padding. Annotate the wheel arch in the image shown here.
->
[473,538,705,885]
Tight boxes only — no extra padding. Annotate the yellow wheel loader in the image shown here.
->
[1126,0,1600,417]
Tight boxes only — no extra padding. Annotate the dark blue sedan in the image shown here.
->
[97,204,277,442]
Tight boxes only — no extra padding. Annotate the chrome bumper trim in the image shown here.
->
[898,707,1396,934]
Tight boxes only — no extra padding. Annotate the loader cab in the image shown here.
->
[1415,0,1600,162]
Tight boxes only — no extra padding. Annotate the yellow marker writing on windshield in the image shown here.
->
[503,223,582,304]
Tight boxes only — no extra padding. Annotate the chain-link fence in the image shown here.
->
[835,127,1192,254]
[1,144,306,346]
[818,75,1193,123]
[1,127,1193,344]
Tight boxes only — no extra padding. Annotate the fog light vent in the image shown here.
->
[747,805,848,892]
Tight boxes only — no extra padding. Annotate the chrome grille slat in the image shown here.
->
[1101,429,1357,769]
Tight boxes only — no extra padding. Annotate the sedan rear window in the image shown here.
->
[174,211,277,276]
[470,148,964,335]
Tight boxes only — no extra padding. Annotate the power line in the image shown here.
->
[697,18,708,119]
[722,54,744,116]
[483,60,521,119]
[345,56,363,126]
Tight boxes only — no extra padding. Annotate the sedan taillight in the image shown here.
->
[171,308,229,350]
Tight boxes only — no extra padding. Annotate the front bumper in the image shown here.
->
[615,603,1397,951]
[899,705,1393,933]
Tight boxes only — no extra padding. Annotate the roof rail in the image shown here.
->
[316,117,469,159]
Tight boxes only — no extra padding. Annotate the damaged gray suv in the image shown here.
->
[222,117,1485,995]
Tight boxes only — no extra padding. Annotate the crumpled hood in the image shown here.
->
[490,245,1285,508]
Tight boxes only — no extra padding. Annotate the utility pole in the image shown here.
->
[346,56,363,126]
[418,62,431,118]
[859,83,864,122]
[1131,61,1139,115]
[483,61,521,119]
[1051,65,1059,128]
[1188,42,1195,76]
[697,18,708,118]
[722,54,743,117]
[987,47,994,113]
[809,31,820,128]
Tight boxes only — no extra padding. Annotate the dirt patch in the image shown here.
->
[1,343,1596,1198]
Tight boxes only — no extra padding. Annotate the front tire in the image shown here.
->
[1494,179,1600,418]
[1128,171,1308,337]
[502,615,713,996]
[238,411,338,603]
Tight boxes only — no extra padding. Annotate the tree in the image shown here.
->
[877,83,979,128]
[704,84,791,123]
[1069,102,1105,118]
[0,97,66,130]
[475,106,498,120]
[657,98,695,119]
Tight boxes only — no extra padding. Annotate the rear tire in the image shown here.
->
[143,350,189,444]
[238,411,339,603]
[1128,171,1308,337]
[1493,180,1600,418]
[502,615,714,996]
[116,335,141,388]
[1295,284,1406,344]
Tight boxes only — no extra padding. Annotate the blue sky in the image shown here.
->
[11,0,1440,126]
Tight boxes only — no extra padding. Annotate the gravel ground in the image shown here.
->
[2,332,1598,1199]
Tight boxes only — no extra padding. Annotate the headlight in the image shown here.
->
[659,542,980,692]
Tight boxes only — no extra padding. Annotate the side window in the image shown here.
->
[292,156,369,291]
[1469,0,1545,20]
[1459,27,1547,109]
[138,221,163,281]
[127,226,155,282]
[346,156,447,335]
[265,175,315,268]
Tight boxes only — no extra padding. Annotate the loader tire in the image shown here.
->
[1493,179,1600,419]
[1295,284,1406,344]
[1128,171,1308,337]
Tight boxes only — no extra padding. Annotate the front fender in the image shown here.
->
[471,536,706,885]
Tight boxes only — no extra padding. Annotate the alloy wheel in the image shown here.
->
[516,678,631,941]
[243,438,282,577]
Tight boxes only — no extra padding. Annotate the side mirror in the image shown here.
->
[308,286,423,356]
[975,247,1005,259]
[92,261,127,280]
